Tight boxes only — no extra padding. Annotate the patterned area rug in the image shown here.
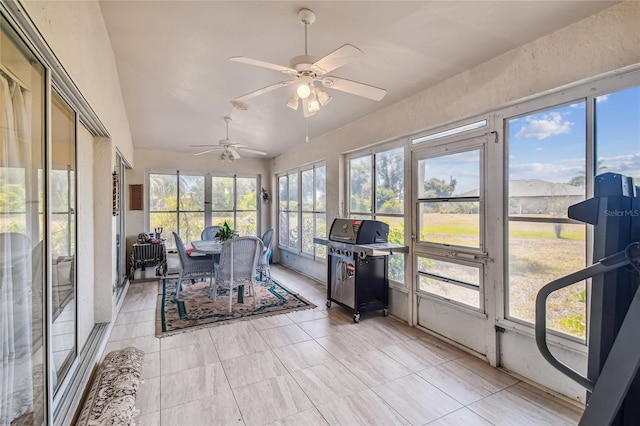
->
[156,277,315,337]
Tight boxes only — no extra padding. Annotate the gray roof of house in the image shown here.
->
[457,179,584,197]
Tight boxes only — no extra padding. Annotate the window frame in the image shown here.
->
[415,145,484,253]
[277,162,326,259]
[146,170,260,246]
[346,142,407,287]
[495,73,640,345]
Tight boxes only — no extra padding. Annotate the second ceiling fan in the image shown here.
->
[191,116,267,162]
[229,8,387,117]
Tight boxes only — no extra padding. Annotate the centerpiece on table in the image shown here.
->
[214,221,238,242]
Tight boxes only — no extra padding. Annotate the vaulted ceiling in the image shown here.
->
[99,1,618,159]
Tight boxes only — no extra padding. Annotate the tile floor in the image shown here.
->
[103,265,584,426]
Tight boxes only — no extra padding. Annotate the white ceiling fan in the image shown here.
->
[191,116,267,161]
[229,8,387,118]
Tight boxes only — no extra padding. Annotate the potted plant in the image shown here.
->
[215,221,237,242]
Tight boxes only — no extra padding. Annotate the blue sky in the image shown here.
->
[509,86,640,184]
[421,85,639,195]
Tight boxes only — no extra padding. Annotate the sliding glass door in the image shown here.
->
[50,91,77,392]
[1,17,46,425]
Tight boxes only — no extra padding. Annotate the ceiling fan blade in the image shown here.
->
[311,44,364,75]
[228,148,241,160]
[190,144,219,148]
[234,80,293,102]
[229,56,297,74]
[237,146,267,156]
[320,76,387,101]
[194,148,223,156]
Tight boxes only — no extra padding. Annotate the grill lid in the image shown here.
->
[329,219,389,244]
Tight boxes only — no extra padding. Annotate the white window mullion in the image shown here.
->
[204,173,212,226]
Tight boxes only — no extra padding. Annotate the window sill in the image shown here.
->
[496,318,587,354]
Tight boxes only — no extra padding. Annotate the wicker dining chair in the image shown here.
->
[211,236,263,312]
[201,226,221,241]
[172,232,216,297]
[256,228,274,284]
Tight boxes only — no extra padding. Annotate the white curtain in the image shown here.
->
[1,75,36,425]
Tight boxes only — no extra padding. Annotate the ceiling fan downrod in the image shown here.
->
[223,115,231,139]
[298,8,315,56]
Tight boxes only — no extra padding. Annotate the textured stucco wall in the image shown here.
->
[92,137,115,322]
[76,124,95,346]
[21,0,135,165]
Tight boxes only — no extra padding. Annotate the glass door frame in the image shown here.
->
[411,128,502,363]
[115,150,130,297]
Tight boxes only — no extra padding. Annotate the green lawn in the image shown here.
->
[418,213,587,339]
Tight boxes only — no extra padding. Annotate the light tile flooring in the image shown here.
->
[103,265,584,426]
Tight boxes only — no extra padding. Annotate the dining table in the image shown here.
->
[190,239,223,255]
[189,239,246,303]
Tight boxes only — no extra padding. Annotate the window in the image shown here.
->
[148,172,259,247]
[278,163,326,258]
[179,174,205,243]
[417,257,482,309]
[417,149,481,249]
[211,176,258,236]
[506,102,588,339]
[504,85,640,340]
[595,86,640,183]
[301,167,326,258]
[348,147,405,284]
[413,120,487,145]
[414,140,485,310]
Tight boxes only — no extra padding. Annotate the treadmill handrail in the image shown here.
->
[535,242,640,392]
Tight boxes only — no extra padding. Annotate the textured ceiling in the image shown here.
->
[99,1,618,159]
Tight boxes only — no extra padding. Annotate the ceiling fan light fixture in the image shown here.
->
[219,150,235,162]
[286,92,300,110]
[316,87,332,106]
[296,82,311,99]
[308,90,320,113]
[296,74,313,99]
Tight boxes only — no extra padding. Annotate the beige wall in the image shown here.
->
[76,124,95,346]
[21,0,135,164]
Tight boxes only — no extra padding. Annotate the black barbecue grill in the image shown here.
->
[315,218,408,322]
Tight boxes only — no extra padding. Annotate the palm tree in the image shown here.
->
[567,159,608,188]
